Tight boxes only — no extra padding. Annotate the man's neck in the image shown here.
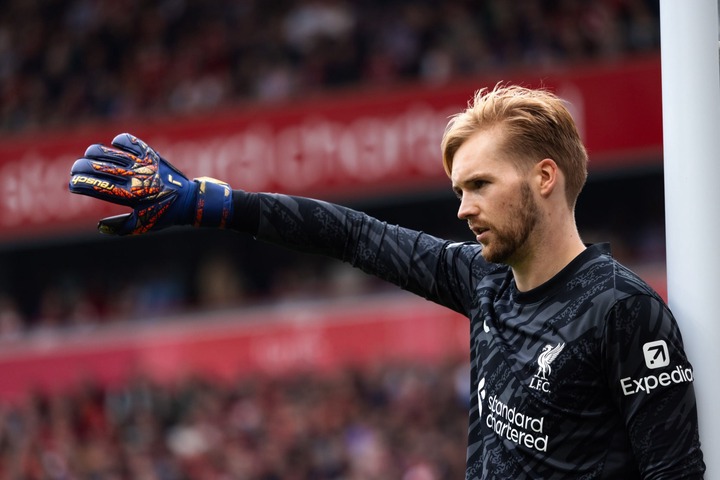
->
[511,225,586,293]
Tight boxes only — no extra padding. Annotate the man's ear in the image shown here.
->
[535,158,560,198]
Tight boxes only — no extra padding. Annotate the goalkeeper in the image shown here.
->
[69,85,705,479]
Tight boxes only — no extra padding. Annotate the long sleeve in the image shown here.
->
[229,191,487,314]
[602,291,705,478]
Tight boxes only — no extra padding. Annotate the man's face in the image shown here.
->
[450,128,540,265]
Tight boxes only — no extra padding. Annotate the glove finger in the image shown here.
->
[70,158,133,188]
[71,157,135,181]
[112,133,189,179]
[110,133,157,162]
[69,174,136,206]
[98,213,137,236]
[69,160,136,206]
[83,144,136,167]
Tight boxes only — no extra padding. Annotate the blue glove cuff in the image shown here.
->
[192,177,233,228]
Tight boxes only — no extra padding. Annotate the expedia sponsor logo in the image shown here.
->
[620,365,694,396]
[620,340,694,396]
[642,340,669,369]
[71,176,114,190]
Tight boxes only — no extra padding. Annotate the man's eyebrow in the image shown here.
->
[457,172,490,186]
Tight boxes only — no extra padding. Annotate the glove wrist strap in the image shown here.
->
[192,177,233,229]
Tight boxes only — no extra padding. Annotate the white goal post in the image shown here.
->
[660,0,720,476]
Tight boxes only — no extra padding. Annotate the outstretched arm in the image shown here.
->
[69,134,483,313]
[229,190,477,309]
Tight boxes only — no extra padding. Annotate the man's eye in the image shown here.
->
[453,190,463,200]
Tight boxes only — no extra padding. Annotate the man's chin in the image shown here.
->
[480,239,519,265]
[480,246,504,264]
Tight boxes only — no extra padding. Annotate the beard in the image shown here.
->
[480,182,540,265]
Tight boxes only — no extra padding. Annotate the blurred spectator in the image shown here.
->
[195,252,248,309]
[0,295,22,341]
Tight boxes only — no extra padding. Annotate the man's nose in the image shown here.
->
[457,195,477,220]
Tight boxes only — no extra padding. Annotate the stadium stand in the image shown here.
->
[0,2,669,478]
[0,358,470,479]
[0,0,659,133]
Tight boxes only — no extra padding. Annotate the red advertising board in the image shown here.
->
[0,55,663,240]
[0,295,469,402]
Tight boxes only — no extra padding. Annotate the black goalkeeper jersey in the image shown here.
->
[234,192,705,479]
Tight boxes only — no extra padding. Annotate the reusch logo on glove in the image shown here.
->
[71,175,115,191]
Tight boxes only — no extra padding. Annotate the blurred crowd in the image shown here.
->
[0,0,660,133]
[0,358,470,479]
[0,228,399,339]
[0,2,666,475]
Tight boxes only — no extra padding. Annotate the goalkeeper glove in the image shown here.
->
[69,133,233,235]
